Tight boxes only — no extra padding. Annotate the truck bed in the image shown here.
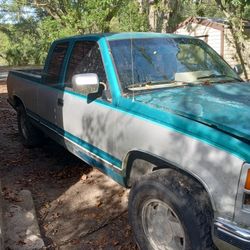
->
[8,67,44,86]
[12,67,43,78]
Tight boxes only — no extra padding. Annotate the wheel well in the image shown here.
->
[12,95,24,109]
[124,150,215,210]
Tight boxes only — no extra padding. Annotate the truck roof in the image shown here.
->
[54,32,193,43]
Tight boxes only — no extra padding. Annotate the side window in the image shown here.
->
[65,41,107,88]
[44,42,69,85]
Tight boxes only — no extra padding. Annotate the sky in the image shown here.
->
[0,1,36,23]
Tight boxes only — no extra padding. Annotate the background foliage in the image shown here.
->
[0,0,249,66]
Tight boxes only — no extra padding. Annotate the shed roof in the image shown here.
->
[176,17,250,31]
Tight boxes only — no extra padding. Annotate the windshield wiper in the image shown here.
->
[125,81,150,88]
[197,74,242,81]
[197,74,226,79]
[125,80,179,90]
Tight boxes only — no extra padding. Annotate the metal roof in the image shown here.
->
[176,16,250,31]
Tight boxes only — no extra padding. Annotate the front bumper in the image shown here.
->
[214,218,250,249]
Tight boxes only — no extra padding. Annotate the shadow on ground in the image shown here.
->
[0,82,137,249]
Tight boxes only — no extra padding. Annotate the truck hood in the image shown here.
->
[134,82,250,141]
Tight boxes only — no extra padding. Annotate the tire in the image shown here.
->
[17,105,43,147]
[128,169,215,250]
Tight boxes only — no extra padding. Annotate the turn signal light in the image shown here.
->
[245,169,250,190]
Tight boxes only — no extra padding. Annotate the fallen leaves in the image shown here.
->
[70,238,80,245]
[52,212,60,219]
[2,187,23,202]
[81,174,88,181]
[112,240,119,246]
[17,240,26,246]
[0,81,137,249]
[96,200,103,208]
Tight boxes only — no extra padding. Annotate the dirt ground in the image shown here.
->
[0,80,138,250]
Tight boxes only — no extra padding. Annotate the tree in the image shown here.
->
[0,31,9,65]
[210,0,249,79]
[24,0,133,33]
[0,0,148,65]
[138,0,182,32]
[2,0,248,68]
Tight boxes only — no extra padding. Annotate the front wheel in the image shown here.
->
[17,105,43,147]
[128,169,214,250]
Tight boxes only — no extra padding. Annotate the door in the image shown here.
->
[56,40,120,169]
[37,42,69,126]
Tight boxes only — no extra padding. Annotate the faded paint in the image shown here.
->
[134,82,250,141]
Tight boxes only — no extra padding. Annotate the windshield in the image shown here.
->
[109,37,241,92]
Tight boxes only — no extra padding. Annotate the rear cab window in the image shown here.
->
[43,42,69,85]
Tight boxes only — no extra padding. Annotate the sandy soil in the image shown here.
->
[0,81,137,249]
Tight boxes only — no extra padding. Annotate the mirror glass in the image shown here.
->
[72,73,99,94]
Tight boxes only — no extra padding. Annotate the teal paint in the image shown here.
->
[75,150,126,185]
[98,37,122,104]
[26,109,122,169]
[54,32,192,43]
[60,41,74,86]
[116,97,250,162]
[133,82,250,141]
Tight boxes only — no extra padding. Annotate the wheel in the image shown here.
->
[17,105,43,147]
[128,169,214,250]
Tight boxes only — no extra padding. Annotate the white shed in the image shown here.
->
[175,17,250,79]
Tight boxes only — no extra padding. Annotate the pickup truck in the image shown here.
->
[7,32,250,250]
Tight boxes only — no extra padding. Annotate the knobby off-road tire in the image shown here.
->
[128,169,215,250]
[17,105,43,148]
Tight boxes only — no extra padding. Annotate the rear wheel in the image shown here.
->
[128,169,214,250]
[17,105,43,147]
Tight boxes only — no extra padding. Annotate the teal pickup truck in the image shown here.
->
[7,32,250,250]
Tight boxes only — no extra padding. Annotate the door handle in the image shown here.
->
[57,98,64,106]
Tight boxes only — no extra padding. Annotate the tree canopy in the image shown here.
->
[0,0,249,66]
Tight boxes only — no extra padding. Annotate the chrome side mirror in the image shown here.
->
[233,64,243,75]
[72,73,99,94]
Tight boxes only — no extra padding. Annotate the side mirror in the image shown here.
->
[72,73,99,94]
[233,64,243,75]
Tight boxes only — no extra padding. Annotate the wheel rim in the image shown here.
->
[20,113,28,140]
[142,199,185,250]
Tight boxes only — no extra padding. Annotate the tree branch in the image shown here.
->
[0,25,12,38]
[102,2,125,32]
[31,0,63,20]
[0,53,6,59]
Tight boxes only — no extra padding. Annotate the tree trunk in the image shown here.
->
[214,0,248,79]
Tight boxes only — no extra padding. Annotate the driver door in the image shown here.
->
[56,40,118,168]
